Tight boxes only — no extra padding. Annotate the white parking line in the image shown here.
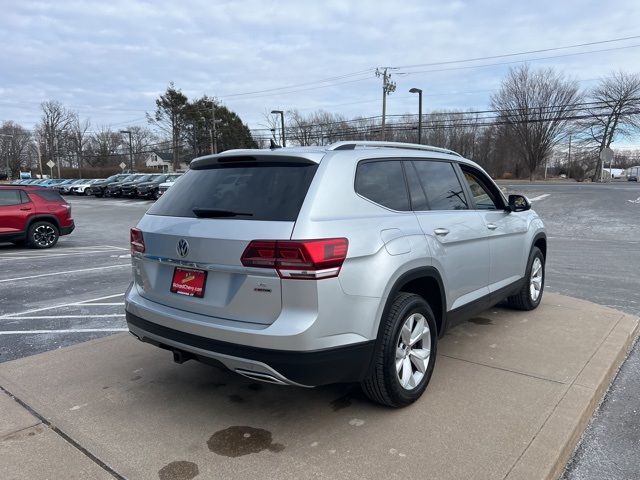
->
[2,293,124,317]
[528,194,550,202]
[0,249,127,261]
[0,328,128,335]
[0,264,130,284]
[0,314,125,320]
[79,302,124,306]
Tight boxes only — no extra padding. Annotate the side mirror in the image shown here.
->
[508,194,531,212]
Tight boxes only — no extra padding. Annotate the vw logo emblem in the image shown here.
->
[176,239,189,258]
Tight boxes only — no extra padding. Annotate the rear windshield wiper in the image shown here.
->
[192,208,254,218]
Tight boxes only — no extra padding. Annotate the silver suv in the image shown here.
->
[125,141,546,407]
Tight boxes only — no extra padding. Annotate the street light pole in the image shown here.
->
[120,130,133,172]
[409,88,423,144]
[271,110,286,147]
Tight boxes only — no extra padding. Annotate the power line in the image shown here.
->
[391,34,640,69]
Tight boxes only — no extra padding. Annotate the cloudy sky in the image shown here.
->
[1,0,640,137]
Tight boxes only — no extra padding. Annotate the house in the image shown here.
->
[145,151,189,172]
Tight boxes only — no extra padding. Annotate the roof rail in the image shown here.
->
[326,141,462,157]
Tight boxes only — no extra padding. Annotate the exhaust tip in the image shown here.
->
[235,369,288,385]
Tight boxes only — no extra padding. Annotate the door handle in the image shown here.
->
[487,223,498,230]
[434,228,450,236]
[19,207,32,211]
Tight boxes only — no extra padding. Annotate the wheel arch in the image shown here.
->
[26,215,61,232]
[532,232,547,259]
[377,267,447,339]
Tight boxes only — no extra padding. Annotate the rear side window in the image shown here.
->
[412,160,468,210]
[0,190,21,206]
[148,162,318,221]
[31,190,64,202]
[355,161,410,211]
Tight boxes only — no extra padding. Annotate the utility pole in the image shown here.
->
[271,110,285,147]
[409,88,423,143]
[54,136,61,178]
[211,101,219,154]
[567,134,572,179]
[376,68,396,141]
[36,140,43,179]
[120,130,134,172]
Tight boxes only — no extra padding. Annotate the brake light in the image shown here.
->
[241,238,348,280]
[130,228,145,254]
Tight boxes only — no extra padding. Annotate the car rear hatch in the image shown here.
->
[133,155,319,325]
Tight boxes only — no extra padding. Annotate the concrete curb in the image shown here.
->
[505,313,639,480]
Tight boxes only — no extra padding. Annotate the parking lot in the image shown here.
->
[1,182,639,479]
[0,197,152,361]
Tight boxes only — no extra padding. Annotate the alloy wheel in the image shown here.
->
[530,257,543,301]
[395,313,431,390]
[33,224,57,247]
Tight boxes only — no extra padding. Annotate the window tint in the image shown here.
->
[0,190,21,206]
[148,162,318,221]
[412,160,468,210]
[20,190,30,203]
[32,190,64,202]
[463,170,500,210]
[355,161,410,211]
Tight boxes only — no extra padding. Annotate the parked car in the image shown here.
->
[0,185,74,248]
[629,175,638,182]
[71,179,102,195]
[38,179,67,188]
[135,174,179,199]
[125,141,547,407]
[58,179,86,195]
[106,173,151,197]
[156,174,182,198]
[89,174,133,197]
[120,174,163,198]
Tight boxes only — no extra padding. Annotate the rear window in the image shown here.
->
[30,190,65,202]
[148,162,318,221]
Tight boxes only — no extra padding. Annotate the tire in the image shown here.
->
[153,190,160,200]
[27,221,59,249]
[507,246,545,311]
[361,292,438,407]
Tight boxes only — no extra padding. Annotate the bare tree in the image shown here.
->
[87,126,121,167]
[69,114,91,176]
[583,71,640,181]
[491,65,581,180]
[39,100,73,177]
[0,122,34,179]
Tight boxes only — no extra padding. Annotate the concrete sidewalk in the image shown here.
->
[1,292,637,480]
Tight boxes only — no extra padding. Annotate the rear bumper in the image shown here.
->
[60,221,75,236]
[126,310,374,386]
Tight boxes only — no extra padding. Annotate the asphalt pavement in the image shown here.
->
[502,182,640,480]
[0,197,151,361]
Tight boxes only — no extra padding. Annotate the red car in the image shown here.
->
[0,185,75,248]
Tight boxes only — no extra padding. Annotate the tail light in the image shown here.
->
[130,228,145,254]
[241,238,348,280]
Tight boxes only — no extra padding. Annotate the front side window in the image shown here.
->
[0,190,21,206]
[355,160,410,211]
[462,169,500,210]
[412,160,468,210]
